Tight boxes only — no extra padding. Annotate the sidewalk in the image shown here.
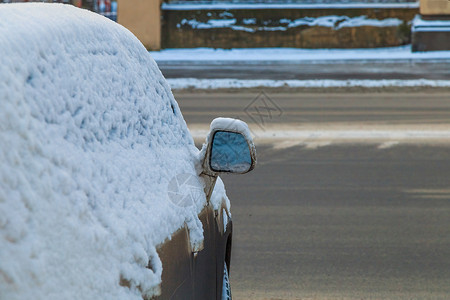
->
[151,46,450,89]
[151,46,450,63]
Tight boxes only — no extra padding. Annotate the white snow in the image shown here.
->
[210,177,231,213]
[210,117,254,145]
[179,18,255,33]
[151,46,450,62]
[296,15,403,29]
[178,15,402,32]
[179,18,235,29]
[166,78,450,89]
[162,2,420,10]
[0,3,211,300]
[222,208,229,231]
[243,18,257,25]
[412,15,450,32]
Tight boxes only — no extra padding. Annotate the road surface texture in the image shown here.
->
[175,90,450,299]
[223,144,450,300]
[159,61,450,80]
[174,91,450,127]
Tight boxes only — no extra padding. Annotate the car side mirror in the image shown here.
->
[203,118,256,175]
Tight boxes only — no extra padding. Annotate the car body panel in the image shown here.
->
[155,195,232,300]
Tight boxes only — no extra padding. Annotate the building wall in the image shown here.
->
[412,0,450,51]
[162,7,417,49]
[117,0,162,50]
[413,31,450,51]
[420,0,450,16]
[112,1,449,50]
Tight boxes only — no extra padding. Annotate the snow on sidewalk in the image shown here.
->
[152,47,450,89]
[166,78,450,90]
[162,2,420,10]
[150,46,450,62]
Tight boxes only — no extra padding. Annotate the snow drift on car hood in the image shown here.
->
[0,3,206,299]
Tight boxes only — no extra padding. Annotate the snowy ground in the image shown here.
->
[412,15,450,32]
[151,46,450,63]
[162,2,419,10]
[151,46,450,89]
[166,78,450,90]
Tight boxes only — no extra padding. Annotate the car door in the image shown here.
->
[192,201,218,299]
[155,221,193,299]
[154,178,217,300]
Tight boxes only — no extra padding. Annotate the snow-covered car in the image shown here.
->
[0,4,256,300]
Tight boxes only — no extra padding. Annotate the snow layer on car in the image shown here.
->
[210,117,254,146]
[0,3,213,299]
[210,177,231,213]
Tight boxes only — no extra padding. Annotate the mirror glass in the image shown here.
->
[210,131,252,173]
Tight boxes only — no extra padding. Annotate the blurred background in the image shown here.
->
[1,0,117,20]
[2,0,449,52]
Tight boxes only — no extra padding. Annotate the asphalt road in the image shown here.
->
[179,90,450,299]
[159,61,450,80]
[174,91,450,127]
[223,144,450,299]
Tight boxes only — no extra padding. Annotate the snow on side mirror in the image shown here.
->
[211,131,252,173]
[203,118,256,175]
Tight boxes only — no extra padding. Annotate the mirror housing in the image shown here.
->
[202,118,256,175]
